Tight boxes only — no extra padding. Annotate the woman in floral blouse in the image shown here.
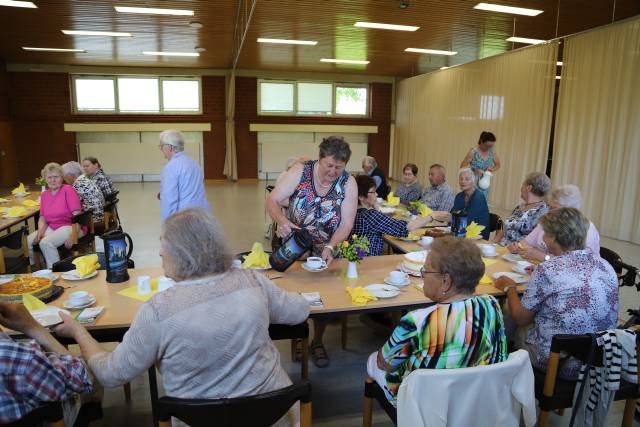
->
[394,163,422,205]
[62,161,105,226]
[82,156,117,198]
[493,172,550,246]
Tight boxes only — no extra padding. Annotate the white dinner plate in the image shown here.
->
[32,270,60,282]
[31,308,70,327]
[491,271,528,284]
[366,284,401,298]
[502,253,524,263]
[0,275,16,285]
[301,262,328,273]
[61,270,98,281]
[384,277,410,287]
[63,295,97,310]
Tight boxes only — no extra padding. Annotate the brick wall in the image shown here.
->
[7,72,227,180]
[234,77,393,179]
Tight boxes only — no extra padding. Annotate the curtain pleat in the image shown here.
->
[552,17,640,243]
[393,43,558,211]
[223,73,238,181]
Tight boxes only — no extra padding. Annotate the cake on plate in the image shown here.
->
[0,276,54,303]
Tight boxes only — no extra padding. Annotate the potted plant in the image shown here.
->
[335,234,370,279]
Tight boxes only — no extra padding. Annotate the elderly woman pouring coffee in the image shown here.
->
[266,135,358,368]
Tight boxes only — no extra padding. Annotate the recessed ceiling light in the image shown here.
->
[257,38,318,45]
[62,30,132,37]
[473,3,543,16]
[555,76,561,79]
[354,21,419,31]
[114,6,194,16]
[320,58,369,65]
[0,1,37,8]
[405,48,457,56]
[557,61,563,66]
[22,46,86,52]
[143,51,200,57]
[506,36,546,44]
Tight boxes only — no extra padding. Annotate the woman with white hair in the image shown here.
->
[492,172,550,246]
[55,208,309,426]
[432,168,490,240]
[27,163,82,268]
[62,161,105,227]
[508,185,601,261]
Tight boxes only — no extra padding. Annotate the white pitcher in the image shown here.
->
[478,171,493,190]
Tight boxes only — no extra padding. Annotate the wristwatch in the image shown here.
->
[544,255,551,261]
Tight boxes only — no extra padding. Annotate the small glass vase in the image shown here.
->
[346,260,358,279]
[41,185,46,192]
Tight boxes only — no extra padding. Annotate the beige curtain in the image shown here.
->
[223,72,238,181]
[393,42,558,210]
[552,17,640,243]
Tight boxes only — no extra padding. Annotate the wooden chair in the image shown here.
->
[488,212,503,233]
[269,322,309,380]
[3,401,64,427]
[537,332,640,427]
[102,198,120,234]
[71,211,96,256]
[0,226,30,274]
[363,378,398,426]
[156,380,312,427]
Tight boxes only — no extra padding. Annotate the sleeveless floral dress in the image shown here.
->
[286,161,349,255]
[470,147,495,199]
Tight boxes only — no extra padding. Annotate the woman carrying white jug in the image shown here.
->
[460,131,501,200]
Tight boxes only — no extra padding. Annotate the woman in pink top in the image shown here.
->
[27,163,83,268]
[508,185,600,261]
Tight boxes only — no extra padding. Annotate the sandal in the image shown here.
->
[310,343,330,368]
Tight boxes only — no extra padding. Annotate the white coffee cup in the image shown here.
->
[157,276,174,293]
[69,291,90,306]
[137,275,151,295]
[389,270,408,284]
[420,236,434,247]
[306,257,325,269]
[516,260,533,273]
[480,244,497,257]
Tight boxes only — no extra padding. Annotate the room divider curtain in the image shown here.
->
[393,42,558,210]
[551,17,640,243]
[223,72,238,181]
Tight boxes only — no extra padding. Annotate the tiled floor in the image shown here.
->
[98,181,640,426]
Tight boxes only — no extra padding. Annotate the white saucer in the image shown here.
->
[365,284,400,298]
[61,270,98,281]
[301,262,328,272]
[63,295,96,310]
[482,253,498,258]
[502,253,524,263]
[31,308,70,327]
[492,271,528,284]
[384,277,410,287]
[511,266,531,275]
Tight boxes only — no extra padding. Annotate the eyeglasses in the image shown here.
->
[419,267,443,278]
[368,190,377,194]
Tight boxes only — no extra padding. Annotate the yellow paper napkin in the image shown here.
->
[479,274,493,285]
[242,242,270,269]
[418,204,433,218]
[346,286,378,306]
[23,294,47,311]
[482,258,498,267]
[22,199,40,208]
[6,206,28,218]
[466,221,485,239]
[386,192,400,207]
[117,283,158,302]
[11,183,26,195]
[72,254,100,278]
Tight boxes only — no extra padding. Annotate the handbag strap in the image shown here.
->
[569,333,598,427]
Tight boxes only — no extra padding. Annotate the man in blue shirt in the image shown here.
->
[158,130,210,221]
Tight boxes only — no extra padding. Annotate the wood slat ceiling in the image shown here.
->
[0,0,638,76]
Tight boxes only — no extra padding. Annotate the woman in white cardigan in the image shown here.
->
[56,208,310,426]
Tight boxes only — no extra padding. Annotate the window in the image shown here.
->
[74,78,115,111]
[335,86,368,115]
[258,79,369,117]
[71,75,201,114]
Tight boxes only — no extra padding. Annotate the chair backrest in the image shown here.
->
[488,212,503,233]
[600,246,639,289]
[3,401,64,426]
[156,380,311,427]
[73,210,94,228]
[0,226,27,250]
[396,350,536,427]
[105,190,119,204]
